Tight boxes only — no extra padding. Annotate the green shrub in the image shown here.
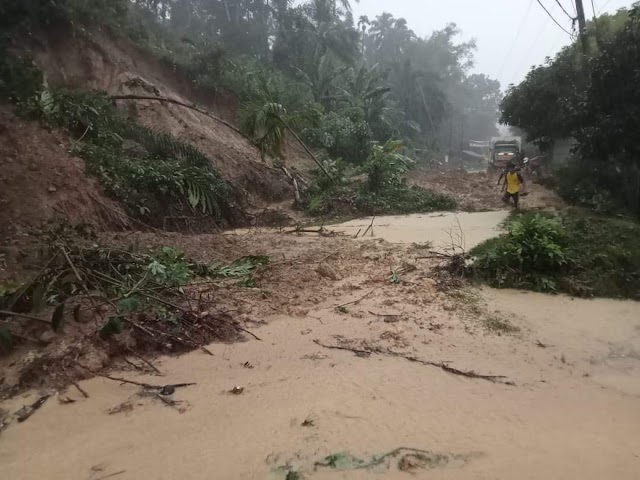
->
[471,211,640,298]
[471,213,568,292]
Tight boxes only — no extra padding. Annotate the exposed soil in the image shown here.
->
[27,28,315,209]
[1,228,639,479]
[0,105,128,248]
[410,168,565,212]
[1,210,640,479]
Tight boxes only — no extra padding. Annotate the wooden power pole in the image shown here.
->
[574,0,589,53]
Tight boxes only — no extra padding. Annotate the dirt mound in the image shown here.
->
[0,105,128,246]
[27,29,315,208]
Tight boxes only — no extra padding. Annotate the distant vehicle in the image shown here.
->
[489,137,522,171]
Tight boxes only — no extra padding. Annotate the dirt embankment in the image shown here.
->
[0,105,129,246]
[26,28,315,210]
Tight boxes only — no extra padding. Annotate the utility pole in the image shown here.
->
[574,0,589,53]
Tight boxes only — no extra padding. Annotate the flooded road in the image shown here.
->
[332,211,509,250]
[2,211,640,479]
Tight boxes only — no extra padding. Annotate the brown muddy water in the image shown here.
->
[2,212,639,480]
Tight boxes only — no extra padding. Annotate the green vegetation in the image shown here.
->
[0,223,270,350]
[501,3,640,216]
[305,140,456,217]
[2,0,491,220]
[470,211,640,299]
[0,42,231,223]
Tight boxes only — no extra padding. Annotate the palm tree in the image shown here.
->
[238,71,334,181]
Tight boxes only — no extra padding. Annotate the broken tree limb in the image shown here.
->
[313,340,371,357]
[282,166,302,205]
[362,216,376,237]
[313,342,512,385]
[76,364,195,391]
[111,95,245,138]
[0,310,51,325]
[282,123,334,183]
[72,381,89,398]
[334,288,378,310]
[124,346,162,375]
[383,349,510,384]
[16,395,50,423]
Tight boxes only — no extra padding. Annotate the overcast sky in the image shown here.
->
[352,0,634,89]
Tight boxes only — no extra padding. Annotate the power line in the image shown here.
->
[536,0,574,36]
[597,0,614,14]
[497,0,536,80]
[554,0,576,20]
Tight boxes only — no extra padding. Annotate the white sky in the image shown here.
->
[352,0,634,89]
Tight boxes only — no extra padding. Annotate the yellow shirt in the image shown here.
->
[506,172,522,194]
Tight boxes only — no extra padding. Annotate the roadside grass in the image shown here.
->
[470,209,640,299]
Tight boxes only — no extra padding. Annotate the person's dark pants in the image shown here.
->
[502,191,519,209]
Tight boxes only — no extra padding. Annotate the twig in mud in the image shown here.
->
[354,228,362,239]
[368,311,401,318]
[313,342,512,385]
[384,349,510,384]
[16,395,50,423]
[536,340,553,348]
[124,346,162,375]
[362,216,376,237]
[334,288,378,310]
[313,340,371,357]
[72,381,90,398]
[94,470,127,480]
[201,346,215,356]
[76,364,195,391]
[285,226,337,236]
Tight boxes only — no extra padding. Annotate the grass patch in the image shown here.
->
[470,210,640,299]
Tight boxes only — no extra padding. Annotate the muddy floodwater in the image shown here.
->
[2,211,640,480]
[332,211,509,250]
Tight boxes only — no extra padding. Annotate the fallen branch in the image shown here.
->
[16,395,50,423]
[112,95,244,137]
[384,349,510,384]
[362,216,376,237]
[283,123,334,183]
[200,346,215,356]
[313,340,371,357]
[0,310,51,325]
[313,342,512,385]
[285,226,337,236]
[125,346,162,375]
[334,288,378,310]
[76,364,195,391]
[71,381,90,399]
[94,470,127,480]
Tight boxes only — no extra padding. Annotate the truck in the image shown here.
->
[488,137,522,171]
